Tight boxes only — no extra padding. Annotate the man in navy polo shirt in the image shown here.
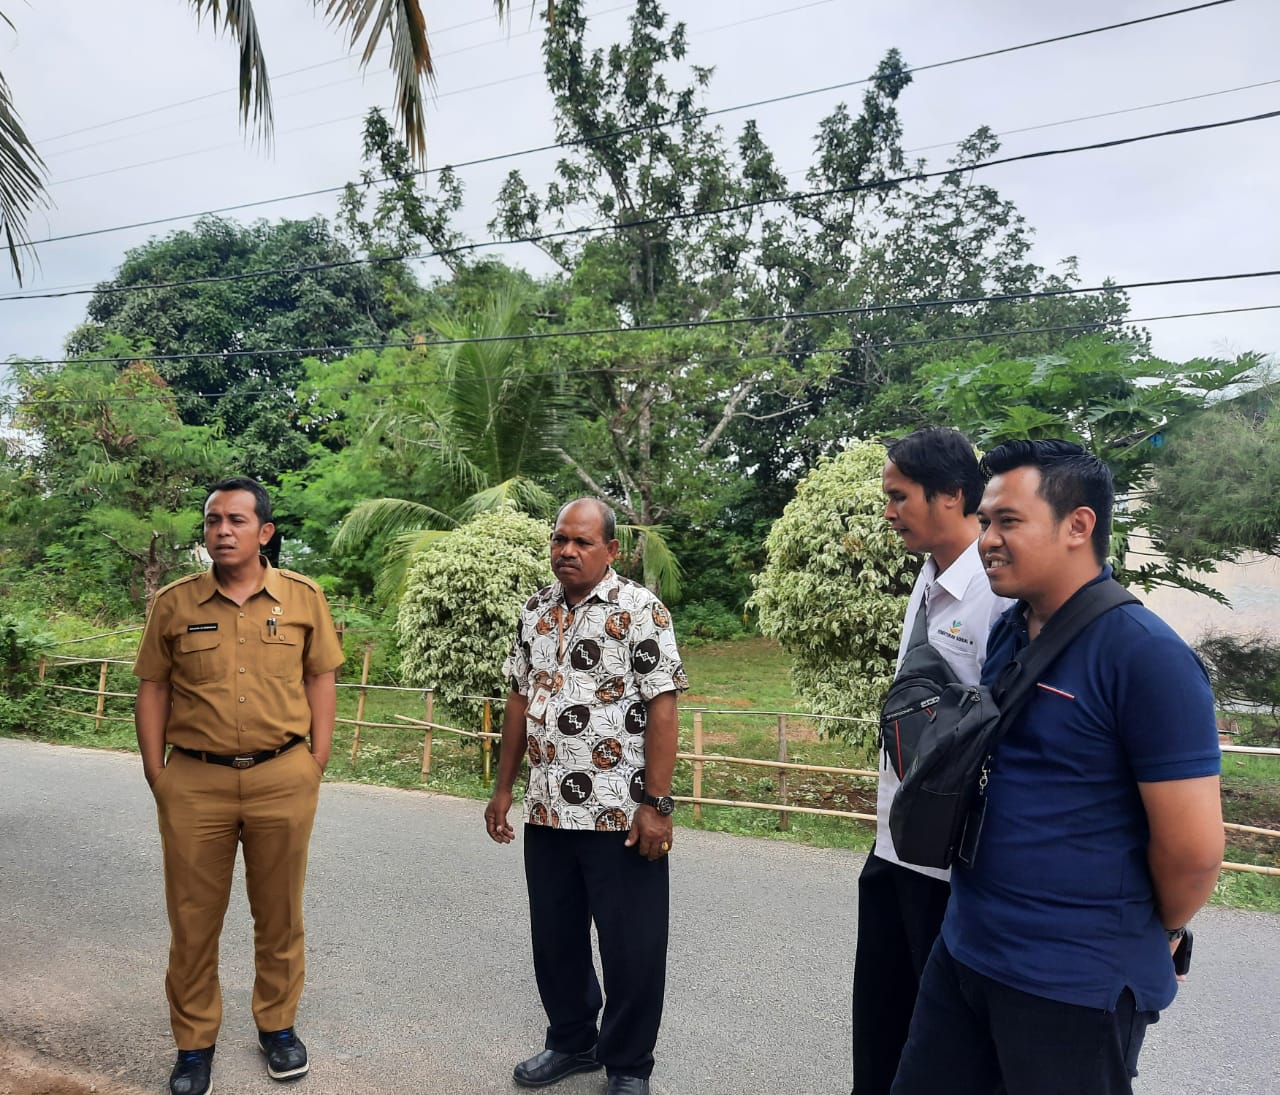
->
[891,439,1224,1095]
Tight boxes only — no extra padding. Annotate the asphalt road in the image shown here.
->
[1,737,1277,1095]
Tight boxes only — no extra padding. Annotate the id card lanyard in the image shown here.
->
[531,601,578,722]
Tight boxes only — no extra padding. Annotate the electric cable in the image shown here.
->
[5,107,1276,304]
[14,0,1245,250]
[2,302,1273,412]
[4,271,1274,370]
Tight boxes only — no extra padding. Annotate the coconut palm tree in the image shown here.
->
[332,287,566,599]
[331,288,682,603]
[0,1,550,283]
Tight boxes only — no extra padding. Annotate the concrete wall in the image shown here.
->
[1135,551,1280,646]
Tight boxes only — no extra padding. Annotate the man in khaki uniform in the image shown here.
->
[134,477,344,1095]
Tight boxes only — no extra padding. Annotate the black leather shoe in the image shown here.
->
[512,1047,601,1088]
[607,1077,651,1095]
[169,1046,214,1095]
[258,1027,309,1081]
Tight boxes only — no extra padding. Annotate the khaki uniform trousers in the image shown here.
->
[152,742,321,1049]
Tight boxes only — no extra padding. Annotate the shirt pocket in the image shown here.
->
[176,630,223,684]
[260,625,300,678]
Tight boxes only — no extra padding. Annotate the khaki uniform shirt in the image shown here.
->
[133,559,345,754]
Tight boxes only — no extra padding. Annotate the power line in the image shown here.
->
[38,0,820,187]
[901,77,1280,157]
[49,68,1280,194]
[5,108,1277,305]
[13,0,1243,251]
[11,73,1270,301]
[3,303,1273,412]
[29,4,563,146]
[5,271,1275,370]
[45,72,544,190]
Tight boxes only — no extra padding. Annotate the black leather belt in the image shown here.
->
[173,735,305,770]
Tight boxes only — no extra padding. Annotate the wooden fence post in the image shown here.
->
[692,711,704,821]
[420,690,435,779]
[482,700,493,786]
[38,656,47,681]
[777,713,789,832]
[94,661,109,733]
[349,645,372,766]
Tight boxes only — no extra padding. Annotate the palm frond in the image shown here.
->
[373,526,449,604]
[0,65,48,284]
[493,2,555,25]
[428,288,572,484]
[331,496,451,554]
[323,1,433,163]
[187,1,274,143]
[455,476,556,521]
[618,523,682,602]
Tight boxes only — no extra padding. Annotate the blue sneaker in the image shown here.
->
[169,1046,214,1095]
[257,1027,309,1081]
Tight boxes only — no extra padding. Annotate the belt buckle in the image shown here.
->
[232,755,256,770]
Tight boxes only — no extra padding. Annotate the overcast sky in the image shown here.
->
[1,0,1277,377]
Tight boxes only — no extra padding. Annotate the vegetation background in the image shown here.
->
[2,1,1277,903]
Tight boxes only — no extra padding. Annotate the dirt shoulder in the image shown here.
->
[0,1041,150,1095]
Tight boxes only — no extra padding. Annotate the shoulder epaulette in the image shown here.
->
[278,568,323,593]
[154,571,206,599]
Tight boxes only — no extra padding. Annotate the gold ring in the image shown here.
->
[660,841,671,853]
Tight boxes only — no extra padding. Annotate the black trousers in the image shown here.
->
[891,939,1157,1095]
[523,825,669,1079]
[851,848,951,1095]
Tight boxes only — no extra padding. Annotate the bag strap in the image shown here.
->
[903,591,930,655]
[992,577,1140,733]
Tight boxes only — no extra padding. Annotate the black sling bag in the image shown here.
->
[889,578,1139,870]
[879,594,962,781]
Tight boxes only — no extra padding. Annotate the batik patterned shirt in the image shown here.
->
[502,568,688,831]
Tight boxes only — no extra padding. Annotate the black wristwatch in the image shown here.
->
[643,793,675,816]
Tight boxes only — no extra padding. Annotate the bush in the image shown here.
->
[1196,630,1280,745]
[674,600,751,645]
[395,510,553,725]
[750,441,915,743]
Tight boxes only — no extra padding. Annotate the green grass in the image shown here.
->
[11,633,1279,910]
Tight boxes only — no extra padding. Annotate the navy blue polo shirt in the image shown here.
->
[943,568,1221,1013]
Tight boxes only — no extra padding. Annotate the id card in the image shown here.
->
[528,686,552,722]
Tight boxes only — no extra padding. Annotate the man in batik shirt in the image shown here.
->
[485,497,688,1095]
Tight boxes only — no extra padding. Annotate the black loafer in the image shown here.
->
[169,1046,214,1095]
[607,1077,650,1095]
[513,1047,601,1088]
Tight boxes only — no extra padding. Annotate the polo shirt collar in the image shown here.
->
[1010,563,1112,629]
[194,555,282,604]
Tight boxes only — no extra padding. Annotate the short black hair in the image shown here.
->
[885,427,983,515]
[205,476,273,525]
[556,497,617,542]
[979,439,1113,563]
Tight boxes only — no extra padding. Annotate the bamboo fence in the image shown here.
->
[32,646,1280,877]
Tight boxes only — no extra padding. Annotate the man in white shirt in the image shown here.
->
[851,428,1013,1095]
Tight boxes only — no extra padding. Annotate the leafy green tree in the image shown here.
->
[396,508,553,724]
[917,336,1259,597]
[483,0,1128,602]
[65,215,397,482]
[6,352,233,607]
[328,287,568,598]
[750,440,914,741]
[1143,383,1280,567]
